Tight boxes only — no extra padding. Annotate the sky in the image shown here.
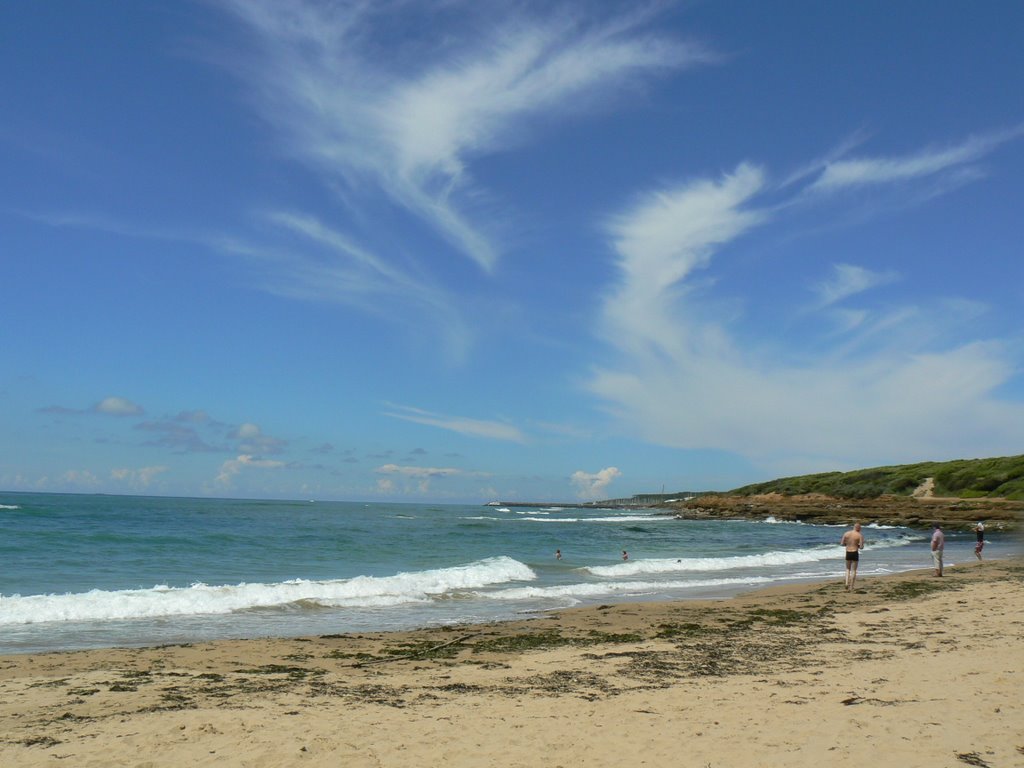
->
[2,1,1023,504]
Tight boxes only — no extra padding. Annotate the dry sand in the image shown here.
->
[2,558,1021,768]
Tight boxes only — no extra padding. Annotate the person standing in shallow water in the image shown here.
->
[974,522,985,560]
[840,522,865,590]
[931,523,945,576]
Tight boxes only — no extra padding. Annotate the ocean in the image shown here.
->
[0,492,1006,655]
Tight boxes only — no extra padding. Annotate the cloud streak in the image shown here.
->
[220,0,706,271]
[808,125,1024,193]
[590,129,1024,473]
[812,263,899,308]
[383,404,527,443]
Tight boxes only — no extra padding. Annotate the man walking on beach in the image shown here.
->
[931,523,945,576]
[840,523,864,590]
[974,521,985,560]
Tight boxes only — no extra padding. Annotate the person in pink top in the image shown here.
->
[930,523,945,576]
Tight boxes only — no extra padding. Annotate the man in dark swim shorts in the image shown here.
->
[840,523,865,591]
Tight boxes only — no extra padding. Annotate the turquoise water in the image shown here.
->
[0,492,1007,654]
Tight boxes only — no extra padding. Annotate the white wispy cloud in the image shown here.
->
[602,163,765,359]
[809,125,1024,192]
[244,212,474,360]
[589,131,1024,473]
[812,263,899,308]
[570,466,621,500]
[383,403,527,443]
[27,208,476,360]
[219,0,706,271]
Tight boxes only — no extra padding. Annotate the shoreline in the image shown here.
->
[2,557,1021,767]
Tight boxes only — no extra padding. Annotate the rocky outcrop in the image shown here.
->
[664,493,1023,531]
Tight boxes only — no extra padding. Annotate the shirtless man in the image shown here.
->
[840,523,865,591]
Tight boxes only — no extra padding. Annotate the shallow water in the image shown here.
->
[0,493,1011,654]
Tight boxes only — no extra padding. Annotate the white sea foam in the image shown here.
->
[0,504,20,510]
[0,556,536,626]
[479,576,772,603]
[760,516,849,527]
[762,515,802,525]
[760,516,905,529]
[515,515,668,524]
[585,538,916,578]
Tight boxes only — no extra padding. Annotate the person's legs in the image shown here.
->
[849,560,858,590]
[932,549,943,576]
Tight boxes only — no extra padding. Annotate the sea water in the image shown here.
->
[0,493,1010,654]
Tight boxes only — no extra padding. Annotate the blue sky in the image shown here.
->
[2,1,1022,503]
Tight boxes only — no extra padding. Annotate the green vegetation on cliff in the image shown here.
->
[728,454,1024,501]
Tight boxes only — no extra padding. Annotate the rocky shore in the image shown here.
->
[663,493,1023,532]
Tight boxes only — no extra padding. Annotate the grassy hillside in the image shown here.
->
[728,454,1024,501]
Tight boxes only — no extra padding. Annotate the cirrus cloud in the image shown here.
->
[590,129,1024,475]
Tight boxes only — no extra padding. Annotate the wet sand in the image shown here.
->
[2,558,1021,767]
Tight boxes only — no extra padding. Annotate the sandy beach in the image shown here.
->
[2,558,1021,768]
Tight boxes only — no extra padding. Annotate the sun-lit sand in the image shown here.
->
[2,558,1021,767]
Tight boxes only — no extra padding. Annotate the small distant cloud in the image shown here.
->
[310,442,335,454]
[376,463,463,479]
[60,469,100,488]
[110,465,169,490]
[135,420,221,453]
[216,454,287,487]
[174,409,219,426]
[36,405,82,416]
[229,422,288,455]
[92,396,144,416]
[376,463,470,494]
[570,467,621,500]
[36,396,145,417]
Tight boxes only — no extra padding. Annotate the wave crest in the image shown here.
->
[0,556,536,625]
